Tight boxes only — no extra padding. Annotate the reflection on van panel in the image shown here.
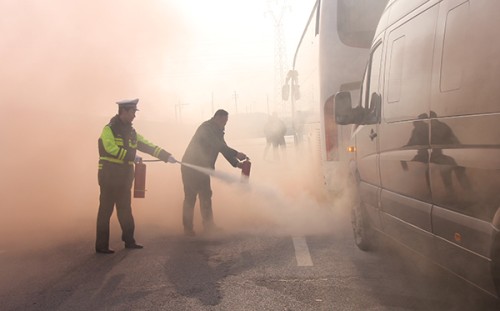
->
[334,0,500,298]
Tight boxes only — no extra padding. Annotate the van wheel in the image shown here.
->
[351,201,375,251]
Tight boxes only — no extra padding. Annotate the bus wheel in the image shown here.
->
[351,200,375,251]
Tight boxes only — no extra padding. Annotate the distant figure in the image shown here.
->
[96,98,177,254]
[181,109,247,236]
[263,112,287,160]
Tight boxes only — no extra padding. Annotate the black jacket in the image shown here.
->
[182,118,238,168]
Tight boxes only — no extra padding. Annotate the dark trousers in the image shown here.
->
[181,166,214,231]
[96,162,135,250]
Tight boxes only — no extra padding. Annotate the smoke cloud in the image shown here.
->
[0,0,190,250]
[0,0,348,252]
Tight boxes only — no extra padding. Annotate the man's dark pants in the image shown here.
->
[96,162,136,250]
[181,166,214,231]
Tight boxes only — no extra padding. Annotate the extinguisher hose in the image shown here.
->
[137,159,247,184]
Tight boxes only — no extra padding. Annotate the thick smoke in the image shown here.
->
[0,0,190,250]
[0,0,348,252]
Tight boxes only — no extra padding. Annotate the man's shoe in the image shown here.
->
[96,248,115,254]
[125,243,144,249]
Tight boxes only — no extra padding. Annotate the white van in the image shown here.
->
[335,0,500,297]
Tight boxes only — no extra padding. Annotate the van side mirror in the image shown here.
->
[335,91,357,125]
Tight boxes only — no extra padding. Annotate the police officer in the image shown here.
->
[181,109,247,236]
[96,98,176,254]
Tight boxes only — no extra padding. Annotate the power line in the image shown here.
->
[267,0,290,115]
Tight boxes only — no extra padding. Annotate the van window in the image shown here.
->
[440,2,469,92]
[387,36,404,103]
[361,66,369,109]
[384,5,438,122]
[369,44,383,100]
[360,42,383,124]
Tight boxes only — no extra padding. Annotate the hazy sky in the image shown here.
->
[0,0,314,121]
[166,0,315,119]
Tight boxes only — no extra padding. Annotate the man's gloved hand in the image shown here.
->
[167,155,177,164]
[134,155,142,164]
[236,152,247,161]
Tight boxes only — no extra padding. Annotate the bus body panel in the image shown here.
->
[289,0,387,191]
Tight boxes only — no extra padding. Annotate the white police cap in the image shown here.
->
[116,98,139,110]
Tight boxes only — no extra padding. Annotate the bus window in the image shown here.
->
[337,0,388,48]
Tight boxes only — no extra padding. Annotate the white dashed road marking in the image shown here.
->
[292,236,313,266]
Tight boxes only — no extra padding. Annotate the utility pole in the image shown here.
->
[211,92,214,115]
[234,91,238,113]
[267,94,270,115]
[175,101,189,122]
[267,0,290,116]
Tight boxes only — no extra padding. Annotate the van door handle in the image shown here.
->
[369,129,377,141]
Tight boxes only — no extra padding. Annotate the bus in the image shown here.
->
[283,0,387,193]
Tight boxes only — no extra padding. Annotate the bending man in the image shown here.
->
[181,109,247,236]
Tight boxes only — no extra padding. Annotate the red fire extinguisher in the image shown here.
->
[134,161,147,198]
[240,159,251,182]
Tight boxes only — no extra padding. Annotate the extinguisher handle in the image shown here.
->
[134,155,143,164]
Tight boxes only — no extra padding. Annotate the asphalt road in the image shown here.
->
[1,223,499,311]
[1,138,499,310]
